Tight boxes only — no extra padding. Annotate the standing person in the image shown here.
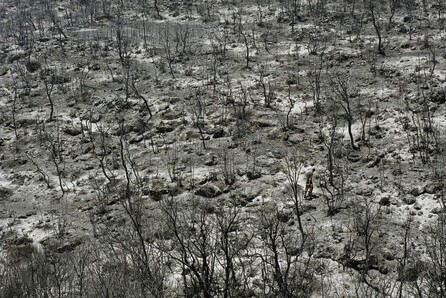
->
[304,168,316,199]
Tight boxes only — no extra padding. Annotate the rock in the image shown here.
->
[128,118,147,134]
[6,50,26,63]
[156,122,174,133]
[413,203,422,210]
[241,185,262,201]
[25,60,41,73]
[425,183,441,194]
[0,187,13,200]
[348,152,362,162]
[13,236,33,246]
[356,188,373,197]
[0,67,7,76]
[26,211,37,217]
[288,134,304,144]
[247,170,262,180]
[430,207,443,214]
[277,210,292,223]
[400,42,411,49]
[367,156,381,168]
[212,127,225,138]
[267,150,285,159]
[56,238,82,253]
[49,74,71,84]
[403,15,413,23]
[149,180,173,201]
[195,183,222,198]
[410,186,425,197]
[89,63,100,71]
[64,127,81,136]
[204,155,218,166]
[383,251,395,261]
[129,134,144,144]
[430,89,446,104]
[89,112,101,123]
[314,245,335,259]
[403,197,416,205]
[82,144,93,154]
[379,197,391,206]
[185,129,199,140]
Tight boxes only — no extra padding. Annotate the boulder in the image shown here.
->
[25,60,41,73]
[425,183,441,194]
[403,197,416,205]
[0,66,8,76]
[430,207,443,214]
[247,170,262,180]
[288,133,304,145]
[64,127,81,136]
[430,89,446,104]
[409,186,425,197]
[129,135,144,144]
[367,156,381,168]
[128,118,147,134]
[212,127,225,138]
[6,50,26,63]
[195,183,222,198]
[277,210,292,223]
[149,180,172,201]
[156,122,174,133]
[204,155,218,166]
[0,187,13,200]
[413,203,422,210]
[56,238,82,253]
[13,236,33,246]
[348,152,362,163]
[379,197,391,206]
[267,150,285,159]
[241,185,263,201]
[89,112,101,123]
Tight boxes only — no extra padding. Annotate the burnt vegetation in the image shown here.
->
[1,0,446,297]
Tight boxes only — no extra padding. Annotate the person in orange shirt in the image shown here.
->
[304,168,316,199]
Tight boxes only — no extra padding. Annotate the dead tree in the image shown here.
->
[257,64,276,108]
[285,81,296,130]
[41,120,66,198]
[187,89,207,149]
[329,71,359,150]
[116,122,166,297]
[256,203,315,297]
[86,120,116,184]
[154,0,161,19]
[282,152,305,238]
[215,203,253,297]
[160,25,175,79]
[131,74,153,118]
[308,53,324,114]
[160,197,219,298]
[42,69,56,122]
[368,0,385,55]
[319,114,348,216]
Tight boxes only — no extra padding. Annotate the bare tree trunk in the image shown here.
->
[44,76,55,122]
[370,0,385,55]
